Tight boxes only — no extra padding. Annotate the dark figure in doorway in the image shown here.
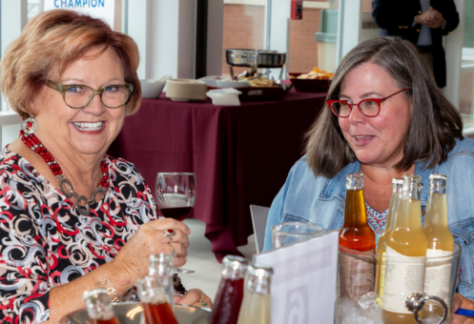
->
[372,0,459,88]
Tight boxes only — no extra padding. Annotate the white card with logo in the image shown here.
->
[254,231,338,324]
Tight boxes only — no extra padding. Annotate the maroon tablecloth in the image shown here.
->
[108,91,326,261]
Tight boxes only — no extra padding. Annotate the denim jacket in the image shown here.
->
[263,138,474,299]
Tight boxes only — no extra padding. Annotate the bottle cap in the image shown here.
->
[346,173,363,190]
[222,255,249,280]
[248,264,273,277]
[246,264,273,295]
[403,175,421,183]
[429,174,447,180]
[82,288,108,302]
[429,174,447,190]
[223,255,249,270]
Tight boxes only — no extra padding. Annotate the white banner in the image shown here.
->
[44,0,115,30]
[254,231,339,324]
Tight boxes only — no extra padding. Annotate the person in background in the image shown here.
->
[372,0,459,88]
[262,37,474,323]
[0,10,211,324]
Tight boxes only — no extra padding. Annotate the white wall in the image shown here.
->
[128,0,196,80]
[207,0,224,76]
[444,0,465,109]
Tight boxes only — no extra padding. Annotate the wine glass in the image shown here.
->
[156,172,196,274]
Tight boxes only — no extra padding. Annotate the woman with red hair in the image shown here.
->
[0,10,210,324]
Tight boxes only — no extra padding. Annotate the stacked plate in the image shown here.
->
[166,79,207,102]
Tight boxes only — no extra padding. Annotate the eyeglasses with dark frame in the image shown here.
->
[326,88,408,118]
[45,80,134,109]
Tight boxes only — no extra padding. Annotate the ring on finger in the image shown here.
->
[164,229,176,242]
[200,300,208,307]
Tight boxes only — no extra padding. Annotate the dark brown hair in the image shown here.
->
[306,37,463,178]
[0,9,142,120]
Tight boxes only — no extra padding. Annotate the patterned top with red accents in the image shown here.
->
[0,147,183,324]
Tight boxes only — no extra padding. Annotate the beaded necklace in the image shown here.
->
[19,130,110,216]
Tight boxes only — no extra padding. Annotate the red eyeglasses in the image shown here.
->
[326,88,408,118]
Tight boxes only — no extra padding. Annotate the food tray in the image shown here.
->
[208,84,292,102]
[61,302,210,324]
[288,72,331,92]
[238,84,292,101]
[226,49,286,68]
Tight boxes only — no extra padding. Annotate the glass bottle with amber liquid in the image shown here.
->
[83,288,121,324]
[375,178,404,300]
[338,173,376,300]
[383,175,427,324]
[422,174,454,317]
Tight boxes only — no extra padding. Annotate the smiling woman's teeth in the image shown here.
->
[72,122,104,131]
[354,136,372,142]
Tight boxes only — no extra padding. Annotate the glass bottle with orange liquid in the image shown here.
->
[422,174,454,317]
[237,264,273,324]
[383,175,427,324]
[338,173,376,300]
[375,178,404,299]
[136,276,179,324]
[83,288,121,324]
[209,255,249,324]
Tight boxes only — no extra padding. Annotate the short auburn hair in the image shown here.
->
[306,37,463,178]
[0,9,141,120]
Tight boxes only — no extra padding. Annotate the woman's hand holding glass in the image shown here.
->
[111,218,190,282]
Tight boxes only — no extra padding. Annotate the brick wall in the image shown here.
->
[288,8,321,73]
[222,5,265,76]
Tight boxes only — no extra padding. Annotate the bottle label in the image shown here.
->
[382,247,426,314]
[424,249,452,304]
[338,249,375,300]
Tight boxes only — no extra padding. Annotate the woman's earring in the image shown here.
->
[22,117,37,135]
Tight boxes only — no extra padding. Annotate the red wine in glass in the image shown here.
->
[156,172,196,274]
[159,207,193,221]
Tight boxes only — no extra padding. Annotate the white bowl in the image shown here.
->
[166,79,207,102]
[140,79,166,98]
[215,79,249,88]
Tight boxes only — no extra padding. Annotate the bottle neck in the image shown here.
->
[84,296,116,320]
[246,275,271,295]
[385,182,404,231]
[222,264,247,280]
[344,189,368,227]
[425,191,448,227]
[149,255,174,277]
[396,177,423,230]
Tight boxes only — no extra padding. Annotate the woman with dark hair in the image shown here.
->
[0,9,210,324]
[262,37,474,320]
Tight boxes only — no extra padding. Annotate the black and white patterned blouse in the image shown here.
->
[0,147,180,324]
